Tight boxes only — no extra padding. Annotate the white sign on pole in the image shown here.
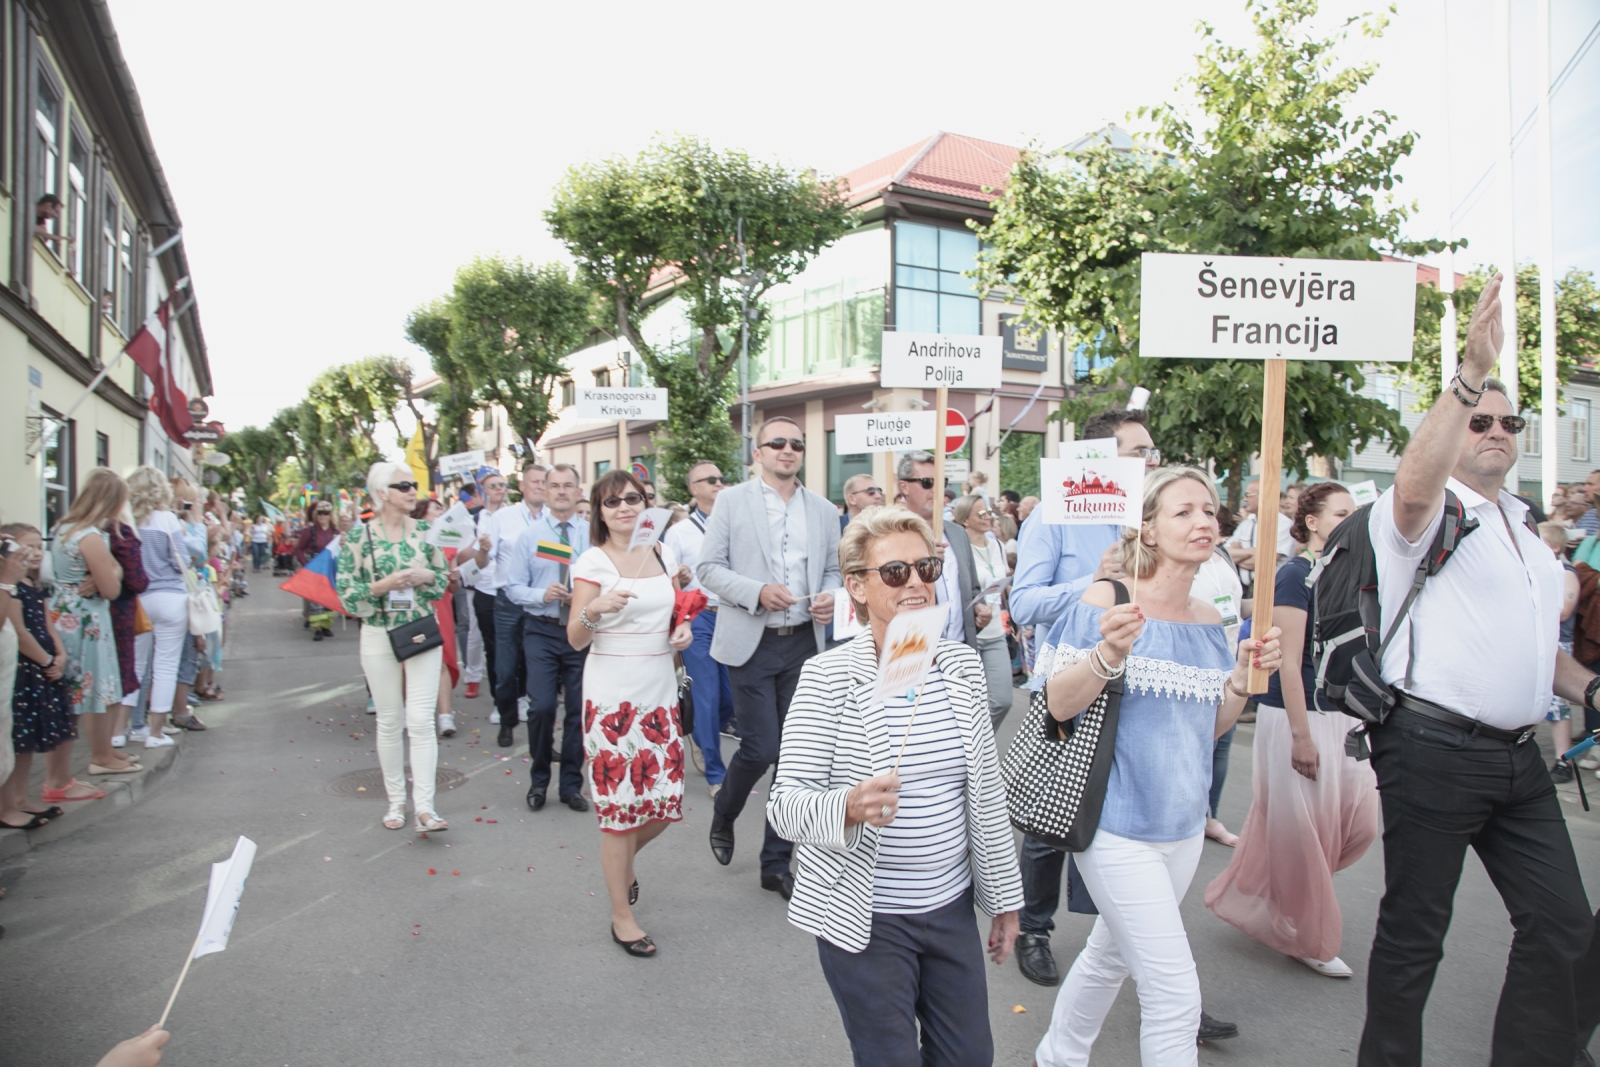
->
[437,449,486,478]
[576,387,669,421]
[943,458,970,482]
[1061,437,1119,461]
[879,332,1003,389]
[833,412,936,454]
[1346,479,1380,506]
[1039,455,1147,527]
[1138,253,1416,362]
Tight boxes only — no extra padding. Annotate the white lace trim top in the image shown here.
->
[1031,641,1229,706]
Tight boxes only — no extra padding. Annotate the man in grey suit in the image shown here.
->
[697,416,842,899]
[896,451,990,650]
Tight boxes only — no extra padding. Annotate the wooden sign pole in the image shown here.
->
[932,387,948,545]
[617,419,628,475]
[1248,358,1288,694]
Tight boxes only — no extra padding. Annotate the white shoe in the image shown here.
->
[163,724,182,736]
[128,727,150,743]
[1580,754,1600,770]
[438,713,456,737]
[145,733,176,749]
[1295,955,1353,978]
[111,734,126,748]
[517,696,529,722]
[489,710,500,724]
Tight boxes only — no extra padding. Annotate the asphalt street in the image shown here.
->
[2,581,1598,1066]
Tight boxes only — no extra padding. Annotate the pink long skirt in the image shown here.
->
[1204,706,1381,962]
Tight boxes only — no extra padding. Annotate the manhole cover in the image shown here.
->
[323,768,469,798]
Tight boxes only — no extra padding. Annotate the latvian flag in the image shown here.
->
[534,540,574,565]
[123,300,194,444]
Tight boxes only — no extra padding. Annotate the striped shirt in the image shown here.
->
[871,676,972,913]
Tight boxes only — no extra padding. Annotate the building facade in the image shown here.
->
[1,1,209,533]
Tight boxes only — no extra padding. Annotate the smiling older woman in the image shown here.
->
[767,505,1023,1067]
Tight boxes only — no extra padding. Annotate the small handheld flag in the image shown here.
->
[156,836,256,1028]
[535,540,575,565]
[279,536,351,616]
[628,507,673,552]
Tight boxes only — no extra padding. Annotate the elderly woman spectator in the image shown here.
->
[767,505,1023,1066]
[337,462,450,832]
[950,494,1014,727]
[1030,467,1283,1067]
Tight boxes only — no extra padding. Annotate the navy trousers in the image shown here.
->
[815,887,994,1067]
[491,590,526,725]
[520,616,586,798]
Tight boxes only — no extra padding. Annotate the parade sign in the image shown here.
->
[437,449,486,478]
[1347,479,1380,506]
[1039,451,1146,527]
[879,332,1003,389]
[425,501,476,548]
[1138,252,1416,362]
[833,411,935,454]
[576,387,668,421]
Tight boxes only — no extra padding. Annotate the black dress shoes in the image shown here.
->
[1198,1011,1239,1043]
[527,789,546,811]
[1016,932,1060,986]
[709,815,734,865]
[560,793,589,812]
[760,871,795,900]
[611,924,656,958]
[498,723,515,748]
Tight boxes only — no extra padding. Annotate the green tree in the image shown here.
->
[405,300,476,455]
[974,0,1438,507]
[1403,263,1600,411]
[547,135,853,489]
[212,424,292,513]
[445,257,596,456]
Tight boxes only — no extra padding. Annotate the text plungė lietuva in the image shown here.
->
[859,416,923,450]
[1198,262,1351,353]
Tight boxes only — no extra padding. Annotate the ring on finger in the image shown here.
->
[879,804,892,819]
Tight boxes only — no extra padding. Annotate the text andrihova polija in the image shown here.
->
[1196,262,1353,354]
[901,338,988,385]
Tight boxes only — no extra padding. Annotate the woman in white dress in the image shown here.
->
[567,470,693,958]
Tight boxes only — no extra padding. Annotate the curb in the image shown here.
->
[0,733,184,861]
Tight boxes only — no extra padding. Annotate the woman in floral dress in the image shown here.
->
[567,470,693,958]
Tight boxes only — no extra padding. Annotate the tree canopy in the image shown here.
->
[973,0,1441,504]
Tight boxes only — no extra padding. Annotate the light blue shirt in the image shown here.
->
[503,513,590,618]
[1009,516,1120,629]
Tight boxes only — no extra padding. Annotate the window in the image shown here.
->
[1373,374,1402,411]
[1071,339,1115,382]
[67,125,88,283]
[760,227,887,384]
[1573,400,1591,462]
[34,71,61,235]
[1520,412,1541,456]
[101,193,118,321]
[41,409,73,535]
[95,431,109,469]
[594,459,611,480]
[592,369,610,387]
[561,380,575,407]
[893,221,979,335]
[826,431,873,506]
[481,406,494,430]
[120,222,136,332]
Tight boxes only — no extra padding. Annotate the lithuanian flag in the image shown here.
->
[535,540,574,564]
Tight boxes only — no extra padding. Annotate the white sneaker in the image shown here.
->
[128,727,150,743]
[1580,755,1600,771]
[489,710,500,724]
[111,734,126,748]
[438,713,456,737]
[517,696,530,722]
[1295,955,1353,978]
[163,724,182,736]
[145,733,176,749]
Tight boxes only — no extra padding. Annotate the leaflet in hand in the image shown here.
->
[872,605,945,704]
[425,502,477,549]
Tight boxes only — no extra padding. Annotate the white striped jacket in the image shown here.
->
[766,634,1025,952]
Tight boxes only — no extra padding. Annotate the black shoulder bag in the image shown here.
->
[1000,579,1127,852]
[366,523,443,663]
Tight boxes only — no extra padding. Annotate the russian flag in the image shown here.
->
[279,537,351,616]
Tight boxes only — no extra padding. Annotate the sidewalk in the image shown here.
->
[0,720,188,861]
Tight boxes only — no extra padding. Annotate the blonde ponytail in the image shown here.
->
[1118,465,1218,579]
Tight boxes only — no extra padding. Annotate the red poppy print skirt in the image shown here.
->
[582,657,685,834]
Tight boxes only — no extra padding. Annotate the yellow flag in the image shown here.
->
[405,425,431,495]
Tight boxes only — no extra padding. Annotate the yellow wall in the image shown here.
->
[31,239,93,354]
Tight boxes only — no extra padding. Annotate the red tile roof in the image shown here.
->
[841,132,1021,207]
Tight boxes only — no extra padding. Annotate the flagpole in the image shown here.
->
[155,931,204,1029]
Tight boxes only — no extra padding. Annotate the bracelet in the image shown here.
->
[1585,675,1600,714]
[578,607,599,631]
[1088,642,1125,680]
[0,582,14,594]
[1225,675,1252,700]
[1450,371,1485,408]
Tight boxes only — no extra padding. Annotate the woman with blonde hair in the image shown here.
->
[337,462,450,832]
[127,466,190,748]
[49,468,133,780]
[1031,467,1283,1067]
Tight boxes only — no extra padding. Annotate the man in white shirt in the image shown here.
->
[662,460,736,795]
[1358,273,1599,1067]
[894,452,991,648]
[1226,479,1293,589]
[464,472,508,702]
[464,463,545,747]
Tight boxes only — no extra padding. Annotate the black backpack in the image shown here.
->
[1306,490,1480,732]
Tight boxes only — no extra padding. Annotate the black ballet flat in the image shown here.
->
[629,879,639,905]
[611,925,656,958]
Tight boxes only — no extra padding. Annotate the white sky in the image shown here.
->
[105,0,1600,431]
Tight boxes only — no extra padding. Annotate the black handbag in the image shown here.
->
[674,653,696,736]
[366,526,443,663]
[999,579,1127,852]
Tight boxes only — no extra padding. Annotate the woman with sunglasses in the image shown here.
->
[951,494,1014,728]
[1031,467,1283,1067]
[337,463,450,833]
[565,470,694,958]
[296,501,340,640]
[768,505,1023,1066]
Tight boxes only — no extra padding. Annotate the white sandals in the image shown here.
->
[383,803,406,830]
[414,810,448,833]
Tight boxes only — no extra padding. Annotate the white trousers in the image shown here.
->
[359,624,443,812]
[135,590,189,715]
[464,594,485,684]
[1035,831,1205,1067]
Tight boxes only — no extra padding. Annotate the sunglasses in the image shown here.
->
[1468,414,1527,435]
[388,482,419,492]
[692,475,726,486]
[760,437,805,453]
[902,477,936,490]
[851,557,944,587]
[853,487,885,497]
[602,492,646,509]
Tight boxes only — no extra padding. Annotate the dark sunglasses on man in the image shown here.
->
[692,475,726,486]
[602,492,646,508]
[850,556,944,587]
[1468,414,1527,435]
[902,477,936,491]
[760,437,805,453]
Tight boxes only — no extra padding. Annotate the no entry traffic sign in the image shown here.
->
[945,409,969,455]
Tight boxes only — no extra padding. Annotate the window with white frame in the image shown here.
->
[1573,400,1591,463]
[119,222,136,332]
[1520,412,1541,456]
[1373,373,1402,410]
[34,72,62,249]
[101,192,118,321]
[67,125,88,284]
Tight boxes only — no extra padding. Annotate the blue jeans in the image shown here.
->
[1209,723,1237,818]
[684,610,735,783]
[250,542,267,569]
